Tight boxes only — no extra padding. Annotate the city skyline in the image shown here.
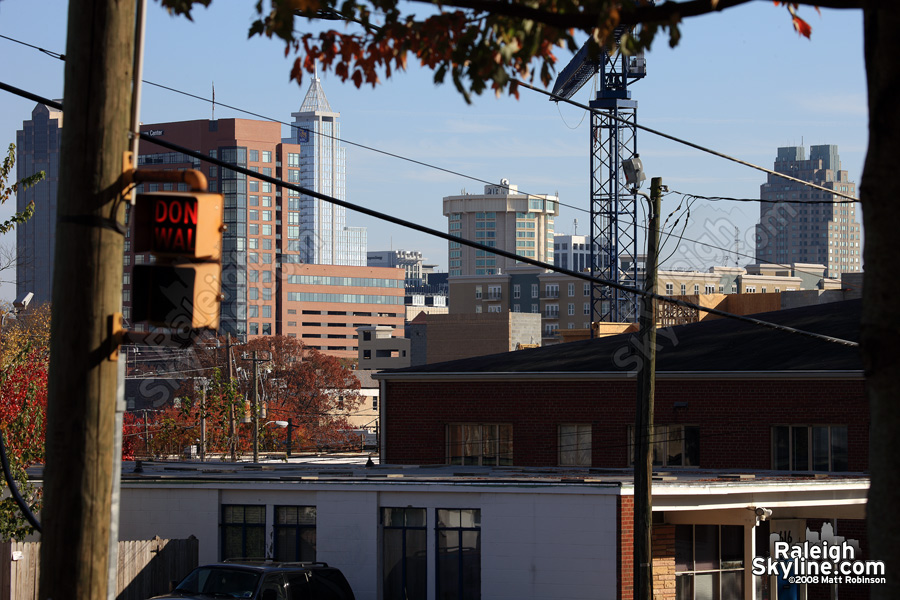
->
[0,1,867,302]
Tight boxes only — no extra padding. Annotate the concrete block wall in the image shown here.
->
[118,483,622,600]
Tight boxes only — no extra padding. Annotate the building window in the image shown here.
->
[531,284,539,298]
[772,425,848,471]
[382,507,426,600]
[545,284,559,298]
[666,283,674,296]
[446,424,512,466]
[629,424,700,467]
[262,150,272,163]
[584,303,590,315]
[531,304,539,314]
[475,285,482,299]
[221,504,265,560]
[568,283,575,297]
[273,506,316,561]
[513,284,520,299]
[436,509,481,600]
[680,284,687,295]
[675,524,744,600]
[693,284,700,295]
[487,305,501,313]
[559,424,591,466]
[568,303,575,316]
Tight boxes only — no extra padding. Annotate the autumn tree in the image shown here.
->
[0,141,49,539]
[137,336,361,457]
[0,348,47,540]
[240,335,362,450]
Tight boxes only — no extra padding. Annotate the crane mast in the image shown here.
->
[552,37,647,327]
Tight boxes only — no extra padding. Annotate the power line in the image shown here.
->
[137,130,858,348]
[0,33,64,60]
[514,79,861,203]
[679,192,858,205]
[0,89,859,348]
[0,33,861,283]
[0,32,861,207]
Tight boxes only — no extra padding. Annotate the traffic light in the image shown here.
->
[131,191,225,329]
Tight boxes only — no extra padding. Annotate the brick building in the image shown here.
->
[376,299,864,470]
[122,119,400,356]
[373,299,869,599]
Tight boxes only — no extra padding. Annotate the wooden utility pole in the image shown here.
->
[243,350,270,462]
[226,334,237,461]
[40,1,135,599]
[197,377,207,462]
[634,177,662,600]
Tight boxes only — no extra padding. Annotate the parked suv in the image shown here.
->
[149,561,355,600]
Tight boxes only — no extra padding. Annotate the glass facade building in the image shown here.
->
[16,102,63,305]
[283,76,366,266]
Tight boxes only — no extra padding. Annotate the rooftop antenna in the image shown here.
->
[573,218,578,236]
[211,81,215,120]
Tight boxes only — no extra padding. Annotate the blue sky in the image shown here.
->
[0,1,867,299]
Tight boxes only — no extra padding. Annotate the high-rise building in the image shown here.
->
[16,102,63,305]
[283,75,366,266]
[755,145,862,278]
[443,179,559,276]
[367,249,428,285]
[125,117,396,350]
[553,234,600,273]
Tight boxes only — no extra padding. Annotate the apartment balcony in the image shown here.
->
[487,291,502,301]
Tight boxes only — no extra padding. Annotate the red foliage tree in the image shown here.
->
[0,348,47,539]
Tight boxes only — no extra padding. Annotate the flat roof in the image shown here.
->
[377,299,862,376]
[42,460,867,495]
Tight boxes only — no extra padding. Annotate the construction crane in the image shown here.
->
[552,33,648,327]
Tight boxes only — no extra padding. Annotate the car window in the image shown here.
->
[286,573,311,600]
[308,570,354,600]
[194,567,260,597]
[260,573,287,600]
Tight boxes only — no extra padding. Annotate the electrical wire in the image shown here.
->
[674,191,858,205]
[0,32,860,207]
[0,430,41,532]
[0,82,861,347]
[514,79,861,203]
[0,35,861,283]
[0,33,64,60]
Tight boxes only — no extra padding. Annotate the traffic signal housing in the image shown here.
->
[131,191,224,329]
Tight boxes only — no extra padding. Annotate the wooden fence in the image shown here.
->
[0,536,198,600]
